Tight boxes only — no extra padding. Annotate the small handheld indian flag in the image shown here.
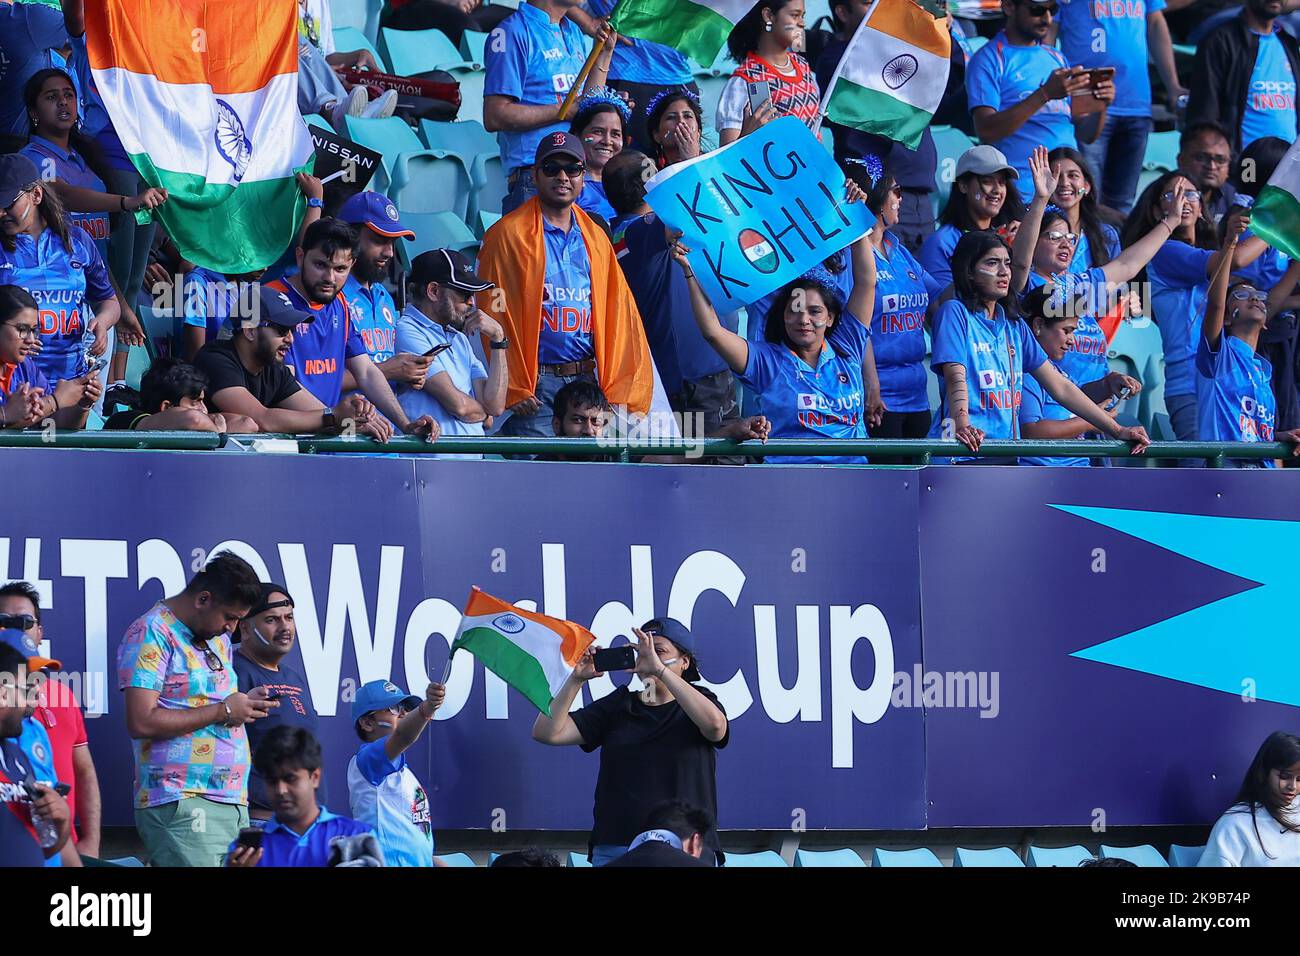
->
[820,0,951,150]
[451,588,597,714]
[1252,138,1300,261]
[85,0,315,273]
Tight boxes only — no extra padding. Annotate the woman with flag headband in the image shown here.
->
[570,87,632,221]
[716,0,818,147]
[646,87,704,170]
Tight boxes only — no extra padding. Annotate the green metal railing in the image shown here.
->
[0,431,1293,466]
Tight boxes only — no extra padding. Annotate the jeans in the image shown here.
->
[1165,391,1204,468]
[498,367,597,439]
[298,39,350,116]
[1078,114,1153,215]
[894,190,935,257]
[106,167,155,308]
[501,167,538,216]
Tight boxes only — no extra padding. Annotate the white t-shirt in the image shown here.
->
[347,740,434,867]
[300,0,335,56]
[715,61,801,133]
[1199,803,1300,867]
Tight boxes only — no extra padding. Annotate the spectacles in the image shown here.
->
[0,613,37,631]
[3,323,39,340]
[540,161,585,179]
[1163,189,1201,203]
[1231,289,1267,303]
[1043,230,1078,244]
[1191,151,1230,167]
[194,640,225,672]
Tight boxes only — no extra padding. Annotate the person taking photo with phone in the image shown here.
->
[716,0,818,147]
[532,618,729,866]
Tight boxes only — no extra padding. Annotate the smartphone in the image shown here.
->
[423,342,453,359]
[746,80,772,116]
[235,827,265,850]
[53,782,71,797]
[1087,67,1116,88]
[592,646,637,673]
[1104,386,1133,411]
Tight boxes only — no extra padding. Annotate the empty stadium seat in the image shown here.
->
[1026,844,1092,867]
[436,852,476,866]
[1100,844,1170,867]
[477,210,502,237]
[396,211,480,270]
[328,0,383,44]
[1167,844,1205,867]
[380,27,477,77]
[953,846,1024,867]
[420,119,504,220]
[332,26,388,73]
[343,116,472,217]
[568,851,592,867]
[461,29,488,64]
[931,125,976,209]
[872,847,943,867]
[454,68,487,124]
[1143,130,1180,173]
[793,848,866,867]
[724,850,788,867]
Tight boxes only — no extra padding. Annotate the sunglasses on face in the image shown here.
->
[1024,1,1057,15]
[1043,230,1078,244]
[0,613,37,631]
[1231,289,1267,304]
[1163,189,1201,203]
[541,161,585,179]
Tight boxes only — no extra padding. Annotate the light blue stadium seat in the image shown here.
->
[396,211,480,270]
[332,26,388,73]
[695,73,731,131]
[304,113,332,132]
[724,850,787,867]
[454,68,487,123]
[436,852,476,866]
[931,125,976,209]
[568,851,592,867]
[380,27,478,77]
[1100,844,1170,867]
[343,116,472,217]
[953,846,1025,867]
[872,847,943,867]
[461,29,488,64]
[1109,316,1167,436]
[477,210,502,238]
[489,0,522,7]
[1167,844,1205,867]
[966,35,989,55]
[329,0,383,44]
[420,119,503,220]
[794,848,866,867]
[1143,130,1181,172]
[1026,845,1092,867]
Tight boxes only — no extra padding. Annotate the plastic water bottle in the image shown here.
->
[25,785,59,849]
[1176,94,1189,130]
[80,327,104,374]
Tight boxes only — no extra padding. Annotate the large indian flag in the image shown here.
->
[610,0,755,70]
[1252,138,1300,261]
[821,0,950,150]
[85,0,314,273]
[451,588,597,714]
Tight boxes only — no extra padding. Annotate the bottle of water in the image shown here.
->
[25,784,59,849]
[81,327,105,374]
[1176,93,1189,130]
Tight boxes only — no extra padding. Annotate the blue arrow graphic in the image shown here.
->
[1051,505,1296,706]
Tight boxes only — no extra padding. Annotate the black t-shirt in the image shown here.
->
[601,840,713,868]
[104,410,150,430]
[231,650,320,809]
[194,340,302,411]
[571,685,728,859]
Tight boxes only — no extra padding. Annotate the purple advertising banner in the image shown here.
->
[1,450,925,831]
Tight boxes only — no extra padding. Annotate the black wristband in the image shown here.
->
[490,338,510,350]
[322,411,338,431]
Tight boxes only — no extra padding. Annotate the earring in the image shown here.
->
[765,20,773,30]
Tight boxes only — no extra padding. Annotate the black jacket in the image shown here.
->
[1187,14,1300,153]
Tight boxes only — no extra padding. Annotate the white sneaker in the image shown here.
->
[362,88,398,119]
[330,86,369,131]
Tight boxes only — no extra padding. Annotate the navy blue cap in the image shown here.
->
[338,191,416,239]
[641,617,699,681]
[0,627,60,671]
[256,284,315,331]
[351,679,421,723]
[535,130,585,165]
[0,154,40,209]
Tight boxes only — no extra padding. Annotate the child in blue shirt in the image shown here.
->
[347,678,445,867]
[227,726,375,868]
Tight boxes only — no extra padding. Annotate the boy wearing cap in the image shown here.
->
[195,283,383,436]
[347,678,445,867]
[477,131,655,441]
[338,192,434,393]
[394,249,509,452]
[233,584,319,823]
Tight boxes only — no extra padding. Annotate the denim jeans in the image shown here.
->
[498,368,596,439]
[502,167,540,216]
[1165,391,1204,468]
[1078,114,1153,215]
[297,39,350,116]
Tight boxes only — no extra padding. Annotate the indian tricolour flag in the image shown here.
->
[610,0,755,70]
[820,0,950,150]
[85,0,314,273]
[1252,138,1300,261]
[451,588,597,714]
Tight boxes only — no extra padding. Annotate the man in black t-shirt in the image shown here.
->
[532,617,729,866]
[603,801,715,868]
[193,284,389,437]
[232,584,319,822]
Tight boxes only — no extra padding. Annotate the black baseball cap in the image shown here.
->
[535,130,585,165]
[410,249,493,294]
[0,154,40,208]
[642,617,700,682]
[256,284,315,331]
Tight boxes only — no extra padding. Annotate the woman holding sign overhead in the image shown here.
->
[673,179,877,464]
[716,0,818,147]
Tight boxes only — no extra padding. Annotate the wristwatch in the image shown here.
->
[490,338,510,350]
[306,197,324,208]
[322,410,338,430]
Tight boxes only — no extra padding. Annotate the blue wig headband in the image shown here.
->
[845,153,885,188]
[575,86,632,125]
[645,86,701,119]
[793,264,845,309]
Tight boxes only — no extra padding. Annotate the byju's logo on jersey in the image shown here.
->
[881,293,900,312]
[797,393,831,411]
[739,229,779,274]
[214,99,253,183]
[978,369,1001,389]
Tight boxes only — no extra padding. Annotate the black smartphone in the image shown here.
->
[423,342,453,359]
[53,782,71,797]
[235,827,265,850]
[593,646,637,672]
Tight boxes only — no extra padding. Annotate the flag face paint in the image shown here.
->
[645,117,873,312]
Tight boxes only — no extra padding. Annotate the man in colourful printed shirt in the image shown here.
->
[966,0,1115,201]
[116,552,276,867]
[337,192,435,394]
